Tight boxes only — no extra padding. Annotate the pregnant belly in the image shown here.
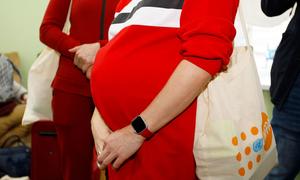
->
[90,39,181,130]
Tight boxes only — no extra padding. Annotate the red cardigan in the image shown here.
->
[40,0,119,96]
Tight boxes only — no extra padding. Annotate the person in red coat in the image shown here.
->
[91,0,239,179]
[39,0,119,179]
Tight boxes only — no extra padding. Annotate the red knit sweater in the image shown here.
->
[91,0,239,130]
[90,1,239,178]
[40,0,119,96]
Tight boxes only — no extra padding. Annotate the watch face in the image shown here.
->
[131,116,146,133]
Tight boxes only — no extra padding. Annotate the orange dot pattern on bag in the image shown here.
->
[245,146,251,155]
[231,112,273,177]
[241,132,247,141]
[251,127,259,135]
[232,136,238,146]
[256,155,261,163]
[239,168,245,176]
[248,161,253,170]
[236,152,242,161]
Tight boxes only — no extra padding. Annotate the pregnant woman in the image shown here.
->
[91,0,239,179]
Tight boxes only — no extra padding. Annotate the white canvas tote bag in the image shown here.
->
[193,7,278,180]
[22,1,72,125]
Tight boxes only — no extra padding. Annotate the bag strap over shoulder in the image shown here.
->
[237,3,251,48]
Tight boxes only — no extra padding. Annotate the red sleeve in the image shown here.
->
[39,0,81,59]
[179,0,239,76]
[99,40,108,47]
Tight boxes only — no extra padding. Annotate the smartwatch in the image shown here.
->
[131,116,153,139]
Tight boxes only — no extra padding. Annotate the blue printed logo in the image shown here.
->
[253,138,263,152]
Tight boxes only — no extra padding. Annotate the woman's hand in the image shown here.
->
[69,42,100,73]
[91,109,112,158]
[86,65,93,79]
[97,125,145,170]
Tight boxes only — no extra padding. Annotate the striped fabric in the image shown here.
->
[105,0,238,75]
[109,0,183,39]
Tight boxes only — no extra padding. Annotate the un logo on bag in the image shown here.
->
[231,112,273,177]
